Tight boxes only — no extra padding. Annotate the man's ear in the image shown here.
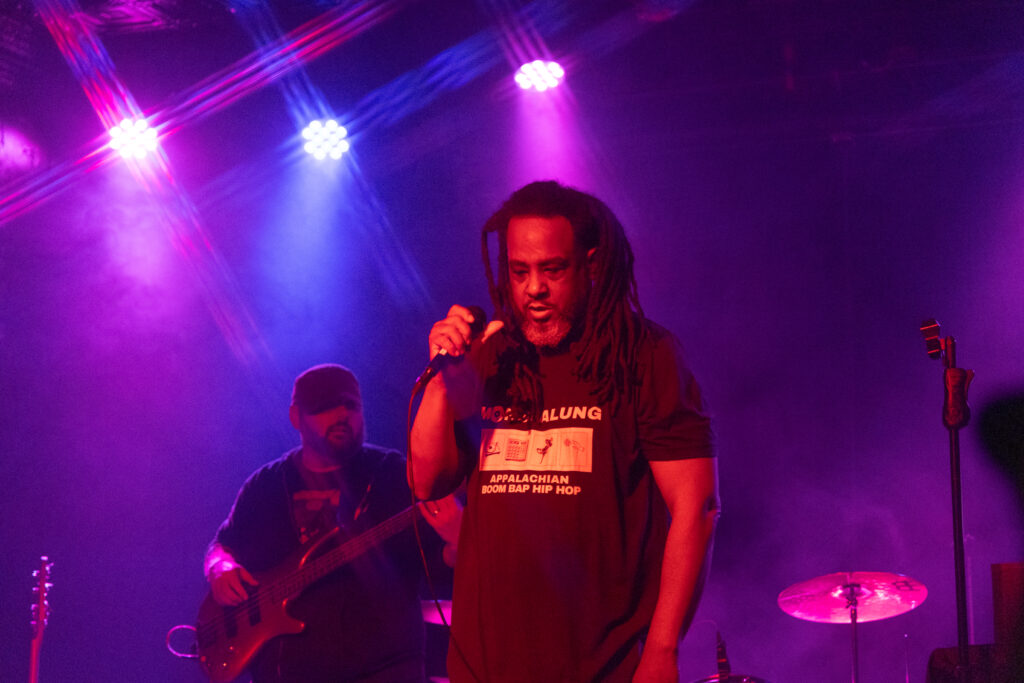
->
[586,247,597,281]
[288,404,301,430]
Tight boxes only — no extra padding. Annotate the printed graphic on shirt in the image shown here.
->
[482,404,602,425]
[479,427,592,473]
[292,488,341,544]
[480,471,583,496]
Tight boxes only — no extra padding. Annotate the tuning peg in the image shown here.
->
[920,319,944,359]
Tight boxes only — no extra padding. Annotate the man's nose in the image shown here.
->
[525,271,547,297]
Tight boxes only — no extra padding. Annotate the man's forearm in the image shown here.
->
[409,378,462,500]
[642,457,720,667]
[645,499,718,653]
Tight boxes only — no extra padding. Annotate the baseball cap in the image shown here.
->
[291,364,361,414]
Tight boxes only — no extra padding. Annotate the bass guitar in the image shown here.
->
[196,505,420,682]
[29,556,54,683]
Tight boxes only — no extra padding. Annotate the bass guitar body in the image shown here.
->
[196,529,337,683]
[195,505,418,682]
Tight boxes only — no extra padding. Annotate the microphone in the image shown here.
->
[413,306,487,393]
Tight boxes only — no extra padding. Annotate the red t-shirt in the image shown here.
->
[448,322,714,682]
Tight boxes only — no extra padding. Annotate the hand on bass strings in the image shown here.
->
[206,547,260,606]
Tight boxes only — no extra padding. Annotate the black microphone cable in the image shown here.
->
[406,311,487,683]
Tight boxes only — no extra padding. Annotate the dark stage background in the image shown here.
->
[2,1,1023,681]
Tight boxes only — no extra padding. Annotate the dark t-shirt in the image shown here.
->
[213,445,431,683]
[447,323,714,682]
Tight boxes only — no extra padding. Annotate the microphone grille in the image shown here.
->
[466,306,487,336]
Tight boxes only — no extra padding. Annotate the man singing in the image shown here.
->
[410,181,720,682]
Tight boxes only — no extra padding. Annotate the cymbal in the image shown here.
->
[421,599,452,625]
[691,676,770,683]
[778,571,927,624]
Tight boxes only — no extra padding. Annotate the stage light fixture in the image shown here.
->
[514,60,565,92]
[302,119,350,160]
[108,118,158,159]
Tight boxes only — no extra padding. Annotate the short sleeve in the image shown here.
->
[636,326,715,462]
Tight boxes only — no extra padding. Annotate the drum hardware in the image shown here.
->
[778,571,927,683]
[688,631,771,683]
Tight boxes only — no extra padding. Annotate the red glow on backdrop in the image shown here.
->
[35,0,141,130]
[0,124,44,181]
[0,146,114,224]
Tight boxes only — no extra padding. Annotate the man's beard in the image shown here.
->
[324,424,363,462]
[519,310,574,349]
[515,293,588,350]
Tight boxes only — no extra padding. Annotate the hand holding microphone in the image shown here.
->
[414,305,503,392]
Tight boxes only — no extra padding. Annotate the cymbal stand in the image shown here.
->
[845,580,861,683]
[920,320,974,683]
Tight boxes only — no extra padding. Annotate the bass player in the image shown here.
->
[204,363,461,682]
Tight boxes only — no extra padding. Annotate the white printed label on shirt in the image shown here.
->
[479,427,593,473]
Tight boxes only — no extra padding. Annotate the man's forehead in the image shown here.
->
[506,214,577,253]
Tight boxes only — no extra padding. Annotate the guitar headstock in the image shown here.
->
[31,556,54,641]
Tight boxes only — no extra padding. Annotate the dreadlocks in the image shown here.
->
[481,180,649,414]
